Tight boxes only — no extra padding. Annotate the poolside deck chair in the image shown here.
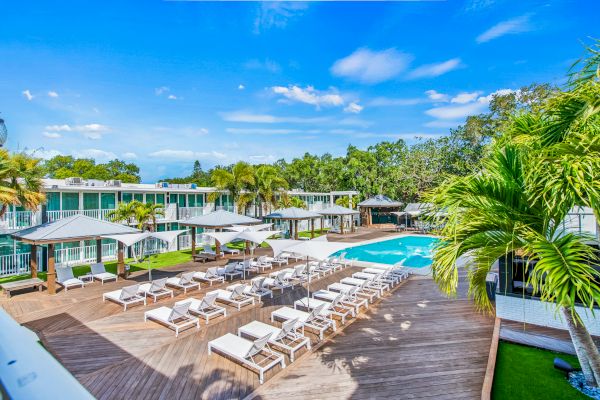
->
[193,267,225,286]
[330,252,352,268]
[203,244,224,257]
[144,301,200,337]
[208,333,285,384]
[362,267,401,285]
[271,304,336,340]
[341,277,386,297]
[313,287,368,314]
[263,255,288,267]
[312,260,337,275]
[279,251,302,262]
[238,318,310,362]
[175,292,226,323]
[255,256,273,271]
[284,264,319,285]
[236,259,258,275]
[90,262,118,284]
[207,285,255,310]
[166,271,201,293]
[294,294,354,324]
[228,277,273,300]
[327,281,379,303]
[352,272,392,291]
[56,267,86,292]
[103,284,146,311]
[217,263,242,281]
[221,243,241,255]
[138,278,174,302]
[261,270,293,291]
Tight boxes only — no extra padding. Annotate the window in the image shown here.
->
[157,223,166,232]
[45,192,60,211]
[122,193,133,203]
[101,193,116,209]
[156,194,165,205]
[146,193,156,204]
[83,193,99,210]
[177,194,186,207]
[169,193,178,204]
[188,194,197,207]
[133,193,143,202]
[197,194,204,206]
[61,193,79,210]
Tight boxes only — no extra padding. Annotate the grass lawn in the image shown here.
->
[298,229,328,238]
[0,249,195,286]
[492,341,587,400]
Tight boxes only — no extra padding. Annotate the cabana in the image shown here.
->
[178,210,261,258]
[392,203,433,228]
[317,205,359,234]
[357,195,403,226]
[11,215,139,295]
[264,207,323,239]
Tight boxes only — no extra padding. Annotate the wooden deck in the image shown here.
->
[1,232,495,399]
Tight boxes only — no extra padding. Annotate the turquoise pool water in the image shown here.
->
[341,235,439,267]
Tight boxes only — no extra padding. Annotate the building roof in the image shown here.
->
[317,205,359,216]
[265,207,323,220]
[179,210,261,228]
[357,195,403,208]
[11,215,140,244]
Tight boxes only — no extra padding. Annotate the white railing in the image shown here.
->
[178,207,205,220]
[46,209,116,222]
[178,234,192,250]
[561,207,599,239]
[55,243,117,267]
[131,237,169,256]
[0,253,30,277]
[162,203,177,221]
[215,205,235,213]
[0,211,41,229]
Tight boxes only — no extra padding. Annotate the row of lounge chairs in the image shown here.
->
[55,263,118,291]
[207,264,409,384]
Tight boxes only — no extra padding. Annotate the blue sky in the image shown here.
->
[2,0,598,182]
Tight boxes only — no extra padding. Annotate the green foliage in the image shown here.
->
[335,196,358,209]
[162,160,212,186]
[0,150,46,215]
[209,161,256,212]
[277,193,306,209]
[44,155,141,183]
[492,342,586,400]
[107,200,164,230]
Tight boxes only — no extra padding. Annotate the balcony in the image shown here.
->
[0,211,41,230]
[46,209,116,222]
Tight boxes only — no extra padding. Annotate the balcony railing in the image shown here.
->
[0,211,41,229]
[178,206,206,220]
[0,253,30,277]
[55,243,118,267]
[46,209,116,222]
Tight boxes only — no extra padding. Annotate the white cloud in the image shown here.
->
[339,117,372,128]
[476,15,532,43]
[43,132,62,139]
[149,149,227,160]
[254,2,307,34]
[331,48,413,84]
[45,124,73,132]
[344,102,364,114]
[220,111,330,124]
[408,58,462,79]
[478,88,518,103]
[28,148,62,159]
[423,120,463,129]
[167,94,177,100]
[226,128,316,135]
[451,91,482,104]
[48,91,59,98]
[22,90,34,101]
[198,128,209,135]
[368,97,423,107]
[155,86,169,95]
[74,149,117,160]
[271,85,344,108]
[244,59,281,73]
[45,123,109,139]
[425,90,449,102]
[238,84,245,90]
[122,152,138,159]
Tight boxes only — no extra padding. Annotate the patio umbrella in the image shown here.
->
[236,230,280,279]
[226,223,273,232]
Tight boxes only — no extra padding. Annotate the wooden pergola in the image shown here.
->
[179,210,262,258]
[264,207,323,239]
[11,215,139,294]
[317,205,360,234]
[358,195,404,226]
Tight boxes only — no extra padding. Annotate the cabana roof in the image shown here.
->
[179,210,261,228]
[317,205,359,216]
[264,207,322,220]
[11,215,140,244]
[358,195,403,208]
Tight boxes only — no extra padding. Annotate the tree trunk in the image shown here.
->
[561,306,600,386]
[0,204,7,218]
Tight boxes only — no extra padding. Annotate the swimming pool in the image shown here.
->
[342,235,439,267]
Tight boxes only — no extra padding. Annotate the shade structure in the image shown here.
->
[265,239,304,257]
[12,214,140,244]
[285,240,351,262]
[201,231,242,247]
[179,210,261,229]
[358,195,404,226]
[317,205,359,234]
[226,223,273,232]
[357,195,403,208]
[264,207,323,240]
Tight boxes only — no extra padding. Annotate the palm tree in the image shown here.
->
[209,162,255,213]
[277,193,306,209]
[0,150,45,217]
[106,200,139,225]
[134,202,164,231]
[255,165,288,216]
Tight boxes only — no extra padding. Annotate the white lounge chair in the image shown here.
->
[166,271,201,293]
[264,255,288,267]
[203,244,224,257]
[177,292,226,323]
[144,301,200,337]
[236,259,258,275]
[282,264,319,285]
[341,277,385,297]
[56,267,86,292]
[279,251,302,261]
[217,263,242,281]
[238,318,310,362]
[313,287,368,314]
[361,267,400,286]
[208,333,285,384]
[221,243,241,255]
[330,252,352,268]
[271,304,336,340]
[138,278,174,302]
[103,284,146,311]
[294,294,354,324]
[208,286,255,310]
[228,277,273,300]
[261,270,293,291]
[193,267,225,286]
[327,281,379,303]
[255,256,273,272]
[90,262,118,284]
[352,272,392,291]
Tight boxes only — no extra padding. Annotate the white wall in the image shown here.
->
[496,294,600,336]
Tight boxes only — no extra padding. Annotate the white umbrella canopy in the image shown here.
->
[265,239,304,257]
[103,232,151,247]
[237,230,280,245]
[285,240,351,261]
[201,231,241,246]
[226,223,273,232]
[150,229,188,244]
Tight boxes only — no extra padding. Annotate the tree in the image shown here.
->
[106,201,139,225]
[0,150,45,217]
[134,202,164,231]
[335,196,358,209]
[255,165,288,216]
[209,162,255,213]
[44,155,141,183]
[277,193,306,209]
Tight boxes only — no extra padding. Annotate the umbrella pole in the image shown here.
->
[306,255,310,308]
